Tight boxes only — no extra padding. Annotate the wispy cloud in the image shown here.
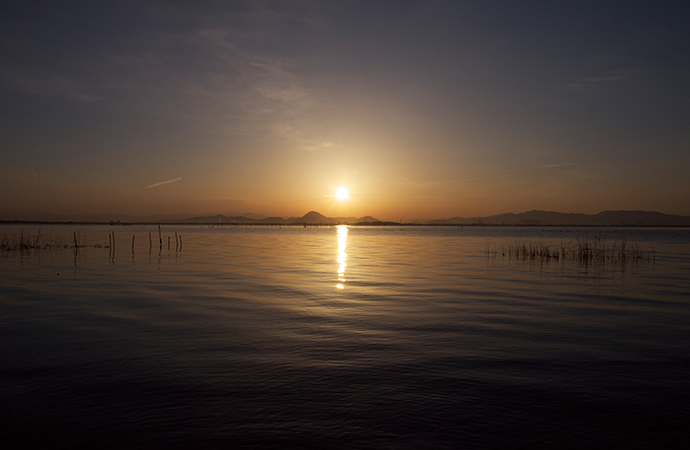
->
[564,73,629,93]
[0,67,101,102]
[145,177,182,189]
[540,162,580,168]
[0,2,342,150]
[407,163,582,189]
[406,173,519,188]
[31,163,38,182]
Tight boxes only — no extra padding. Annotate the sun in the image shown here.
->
[334,186,350,202]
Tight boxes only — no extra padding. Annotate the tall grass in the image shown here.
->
[1,229,179,254]
[488,237,655,265]
[0,230,83,251]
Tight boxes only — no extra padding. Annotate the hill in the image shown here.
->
[172,211,382,225]
[428,210,690,226]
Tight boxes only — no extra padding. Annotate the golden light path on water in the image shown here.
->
[336,225,348,289]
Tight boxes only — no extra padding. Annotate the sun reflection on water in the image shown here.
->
[336,225,348,289]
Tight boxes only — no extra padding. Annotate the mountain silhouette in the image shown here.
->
[3,209,688,226]
[164,211,382,225]
[428,210,690,226]
[295,211,334,224]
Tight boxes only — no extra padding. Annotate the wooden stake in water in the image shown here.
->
[158,225,162,249]
[149,232,152,253]
[132,235,135,255]
[167,236,170,250]
[175,231,179,249]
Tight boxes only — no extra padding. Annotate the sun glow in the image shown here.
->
[335,186,350,202]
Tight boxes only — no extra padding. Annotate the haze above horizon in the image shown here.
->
[2,1,689,221]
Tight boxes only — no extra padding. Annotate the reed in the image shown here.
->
[490,238,655,265]
[0,229,182,255]
[0,230,88,251]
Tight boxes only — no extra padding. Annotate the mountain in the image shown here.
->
[224,212,267,220]
[354,216,380,223]
[292,211,334,224]
[593,210,690,226]
[286,211,382,224]
[428,210,690,226]
[171,211,382,225]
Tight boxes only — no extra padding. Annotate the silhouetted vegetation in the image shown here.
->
[488,237,655,265]
[1,230,81,251]
[1,229,183,258]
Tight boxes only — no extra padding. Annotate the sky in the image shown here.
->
[1,0,689,221]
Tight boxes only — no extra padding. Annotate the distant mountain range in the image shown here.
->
[426,210,690,226]
[2,209,690,226]
[159,209,690,226]
[160,211,383,225]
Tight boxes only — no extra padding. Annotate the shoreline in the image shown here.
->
[2,220,690,228]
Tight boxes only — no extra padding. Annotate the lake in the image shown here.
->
[1,224,689,449]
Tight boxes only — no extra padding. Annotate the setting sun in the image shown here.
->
[335,186,350,202]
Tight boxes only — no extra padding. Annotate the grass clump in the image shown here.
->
[489,237,655,266]
[0,229,79,252]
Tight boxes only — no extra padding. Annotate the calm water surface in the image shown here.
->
[1,225,689,449]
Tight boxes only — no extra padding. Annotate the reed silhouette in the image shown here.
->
[487,237,655,265]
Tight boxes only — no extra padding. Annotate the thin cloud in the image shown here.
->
[565,74,628,92]
[1,3,336,144]
[145,177,182,189]
[0,67,100,102]
[409,163,582,189]
[408,173,519,188]
[31,163,39,182]
[541,163,580,168]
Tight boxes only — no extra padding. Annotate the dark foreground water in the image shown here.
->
[1,225,689,449]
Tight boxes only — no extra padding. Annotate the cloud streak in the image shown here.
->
[540,163,580,168]
[145,177,182,189]
[564,73,629,93]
